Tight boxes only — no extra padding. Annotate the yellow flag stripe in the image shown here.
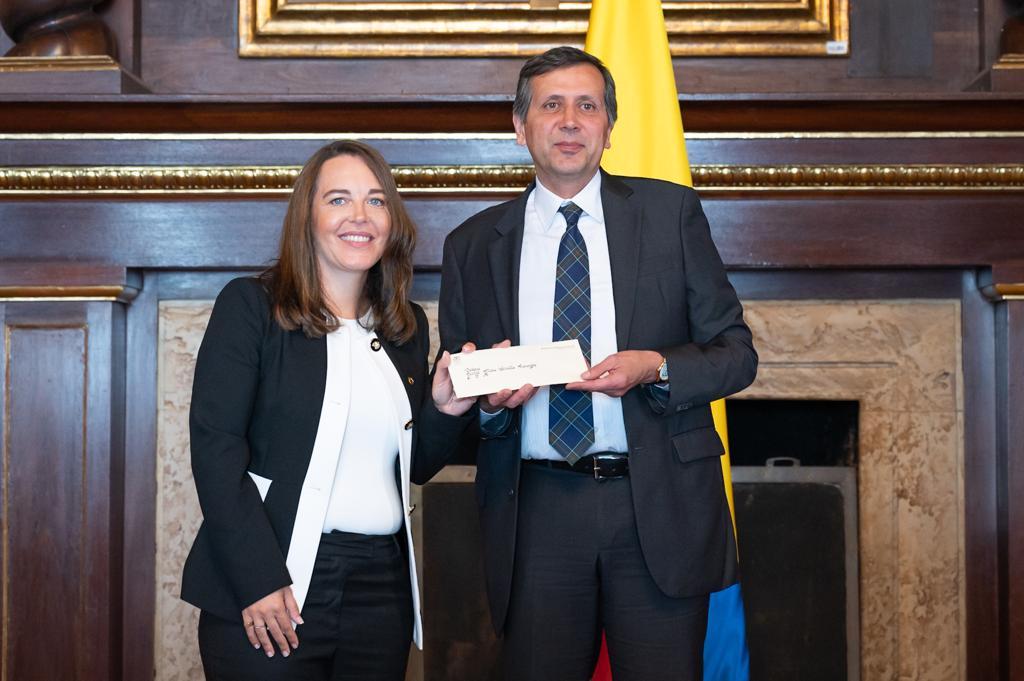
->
[584,0,691,187]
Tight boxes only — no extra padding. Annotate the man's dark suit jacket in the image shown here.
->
[181,277,470,624]
[437,170,758,634]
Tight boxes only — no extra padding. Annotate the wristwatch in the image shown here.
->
[656,356,669,383]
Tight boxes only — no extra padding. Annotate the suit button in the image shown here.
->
[507,488,515,496]
[407,376,414,385]
[404,419,414,430]
[370,338,382,351]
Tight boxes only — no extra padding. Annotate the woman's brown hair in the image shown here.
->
[261,140,417,343]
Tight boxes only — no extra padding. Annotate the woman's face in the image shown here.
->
[311,154,392,282]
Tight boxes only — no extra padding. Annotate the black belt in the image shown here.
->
[523,453,629,480]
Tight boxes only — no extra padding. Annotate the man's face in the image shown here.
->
[513,63,613,198]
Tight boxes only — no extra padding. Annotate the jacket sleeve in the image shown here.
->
[655,189,758,415]
[410,301,475,484]
[189,278,292,610]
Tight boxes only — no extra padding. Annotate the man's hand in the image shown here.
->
[478,339,538,411]
[242,586,303,658]
[565,350,664,398]
[432,342,478,416]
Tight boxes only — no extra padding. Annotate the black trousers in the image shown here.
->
[199,531,412,681]
[503,463,710,681]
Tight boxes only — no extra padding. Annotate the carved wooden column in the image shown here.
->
[0,0,145,93]
[0,0,114,57]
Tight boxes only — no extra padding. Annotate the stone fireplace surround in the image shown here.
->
[156,298,964,681]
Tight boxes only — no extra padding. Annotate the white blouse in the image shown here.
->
[322,319,404,535]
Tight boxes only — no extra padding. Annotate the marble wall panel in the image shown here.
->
[156,302,211,681]
[744,301,960,412]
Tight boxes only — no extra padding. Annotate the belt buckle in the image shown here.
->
[592,454,618,481]
[592,454,627,481]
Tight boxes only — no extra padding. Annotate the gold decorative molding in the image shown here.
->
[2,164,1023,197]
[239,0,849,58]
[993,54,1024,71]
[693,164,1024,191]
[0,285,138,302]
[0,166,302,194]
[0,56,119,73]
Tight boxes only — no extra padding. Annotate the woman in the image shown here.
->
[181,140,475,680]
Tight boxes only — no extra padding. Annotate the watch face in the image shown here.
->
[659,360,669,382]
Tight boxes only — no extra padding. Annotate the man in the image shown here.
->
[437,46,757,681]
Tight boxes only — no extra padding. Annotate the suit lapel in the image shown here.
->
[487,186,531,345]
[287,330,351,612]
[601,171,642,349]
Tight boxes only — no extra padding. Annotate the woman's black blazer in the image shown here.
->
[181,277,470,622]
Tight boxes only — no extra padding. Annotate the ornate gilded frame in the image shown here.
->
[239,0,849,58]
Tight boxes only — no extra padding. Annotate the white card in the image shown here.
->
[447,340,589,399]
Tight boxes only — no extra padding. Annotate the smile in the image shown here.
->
[339,234,372,243]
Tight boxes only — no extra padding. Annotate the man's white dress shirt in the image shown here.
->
[514,173,629,460]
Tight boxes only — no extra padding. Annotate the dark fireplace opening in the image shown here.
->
[726,398,859,467]
[727,398,860,681]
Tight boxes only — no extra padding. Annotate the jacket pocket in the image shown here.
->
[247,470,272,501]
[671,426,725,465]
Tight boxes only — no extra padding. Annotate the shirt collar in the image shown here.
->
[533,171,605,233]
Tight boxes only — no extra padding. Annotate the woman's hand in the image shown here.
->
[432,342,477,416]
[242,586,304,658]
[476,339,538,412]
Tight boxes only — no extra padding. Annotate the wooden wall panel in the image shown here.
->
[1,195,1023,272]
[0,301,124,681]
[1000,300,1024,681]
[848,0,935,79]
[2,308,88,681]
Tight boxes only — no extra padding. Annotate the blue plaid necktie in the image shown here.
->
[549,202,595,464]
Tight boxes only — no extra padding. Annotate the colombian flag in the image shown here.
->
[584,2,750,679]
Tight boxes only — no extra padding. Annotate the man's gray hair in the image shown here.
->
[512,46,617,126]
